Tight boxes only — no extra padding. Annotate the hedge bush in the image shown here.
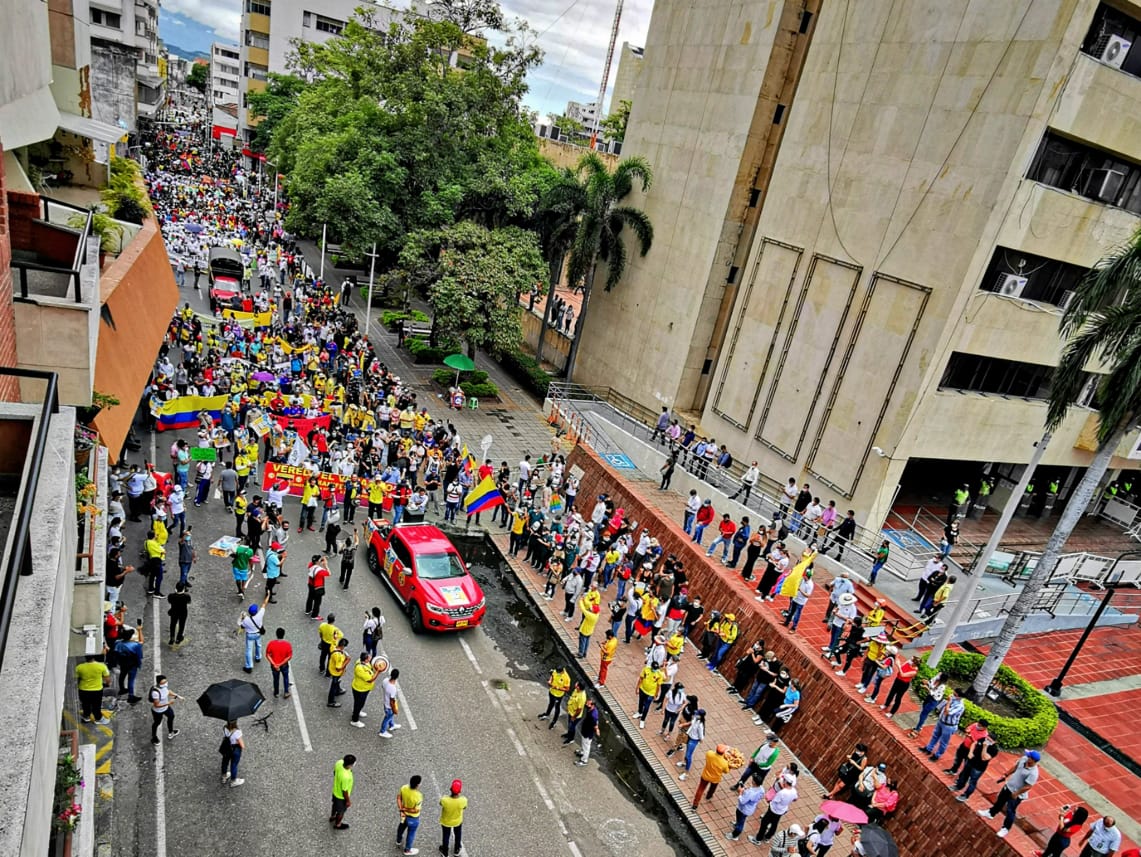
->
[405,336,459,365]
[460,380,498,399]
[499,349,554,397]
[916,650,1057,750]
[381,309,431,329]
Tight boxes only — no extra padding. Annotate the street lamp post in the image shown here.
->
[319,223,328,283]
[1044,549,1141,697]
[364,242,378,339]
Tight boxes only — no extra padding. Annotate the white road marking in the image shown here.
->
[567,841,584,857]
[290,679,313,752]
[458,636,483,674]
[152,597,168,857]
[505,726,527,757]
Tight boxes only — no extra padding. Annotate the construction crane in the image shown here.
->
[590,0,623,150]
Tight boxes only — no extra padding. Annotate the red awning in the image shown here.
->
[211,125,238,139]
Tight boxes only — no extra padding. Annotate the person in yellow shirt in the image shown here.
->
[510,506,529,554]
[635,592,660,639]
[317,614,343,675]
[539,666,571,727]
[576,583,602,658]
[399,407,415,436]
[151,510,169,546]
[692,745,731,808]
[368,480,387,519]
[865,599,886,630]
[439,779,467,857]
[75,654,111,724]
[396,774,424,853]
[326,639,350,707]
[561,681,587,745]
[707,612,739,671]
[665,631,685,659]
[597,630,618,687]
[349,652,378,726]
[234,453,251,492]
[234,491,248,537]
[636,662,666,728]
[144,528,167,596]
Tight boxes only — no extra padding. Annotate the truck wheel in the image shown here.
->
[367,548,379,575]
[409,603,424,634]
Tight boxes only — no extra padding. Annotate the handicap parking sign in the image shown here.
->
[601,452,636,470]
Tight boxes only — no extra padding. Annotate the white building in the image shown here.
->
[564,99,598,128]
[210,42,241,108]
[87,0,163,126]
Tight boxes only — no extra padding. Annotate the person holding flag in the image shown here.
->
[463,475,505,526]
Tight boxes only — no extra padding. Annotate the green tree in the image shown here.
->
[186,62,208,93]
[562,153,654,379]
[550,114,585,139]
[426,0,504,33]
[599,99,631,143]
[266,9,543,262]
[399,221,546,358]
[969,228,1141,699]
[246,73,306,154]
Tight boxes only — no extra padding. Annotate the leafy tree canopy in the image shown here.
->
[599,99,631,143]
[246,73,307,154]
[399,221,546,357]
[186,63,208,93]
[265,8,545,262]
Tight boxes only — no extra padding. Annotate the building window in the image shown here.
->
[1028,132,1141,215]
[246,0,271,15]
[90,8,121,28]
[978,246,1086,307]
[1082,3,1141,77]
[244,62,268,81]
[313,14,345,34]
[939,352,1096,401]
[245,30,269,50]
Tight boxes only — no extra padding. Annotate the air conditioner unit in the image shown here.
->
[996,273,1028,297]
[1100,35,1132,69]
[1082,167,1126,202]
[1059,289,1075,311]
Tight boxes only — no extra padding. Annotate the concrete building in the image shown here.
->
[87,0,163,127]
[574,0,1141,530]
[210,42,241,108]
[565,99,599,129]
[608,41,644,114]
[238,0,404,146]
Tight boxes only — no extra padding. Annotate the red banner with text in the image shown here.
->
[262,461,386,506]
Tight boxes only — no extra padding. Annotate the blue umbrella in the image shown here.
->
[184,222,205,234]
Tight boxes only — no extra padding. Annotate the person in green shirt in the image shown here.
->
[76,655,110,724]
[330,754,355,830]
[440,779,468,857]
[397,774,424,855]
[232,540,254,597]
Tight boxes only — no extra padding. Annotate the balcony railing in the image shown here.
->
[0,368,59,664]
[10,196,93,304]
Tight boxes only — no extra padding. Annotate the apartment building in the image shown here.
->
[210,42,242,108]
[575,0,1141,530]
[87,0,163,127]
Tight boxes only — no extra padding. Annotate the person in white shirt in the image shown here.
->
[684,490,702,535]
[752,775,798,842]
[916,556,945,604]
[783,570,815,631]
[729,462,760,503]
[148,675,181,744]
[1079,816,1122,857]
[517,455,532,496]
[781,478,799,513]
[378,669,401,738]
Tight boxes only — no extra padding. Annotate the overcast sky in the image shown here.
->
[160,0,653,119]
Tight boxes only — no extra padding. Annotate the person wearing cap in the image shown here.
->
[822,571,854,626]
[752,773,799,843]
[439,778,467,857]
[979,749,1040,838]
[707,613,739,671]
[733,734,781,790]
[237,591,270,673]
[823,591,858,655]
[924,686,966,760]
[264,541,285,603]
[692,744,730,808]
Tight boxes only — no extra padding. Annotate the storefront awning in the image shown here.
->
[57,111,126,145]
[0,86,61,150]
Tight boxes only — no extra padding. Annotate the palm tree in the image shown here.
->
[969,228,1141,698]
[562,153,654,381]
[531,169,586,365]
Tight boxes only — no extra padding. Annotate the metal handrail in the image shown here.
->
[0,368,60,665]
[10,204,90,304]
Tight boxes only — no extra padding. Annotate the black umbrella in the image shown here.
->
[197,679,265,720]
[858,824,899,857]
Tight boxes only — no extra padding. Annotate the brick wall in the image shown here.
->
[0,147,22,401]
[565,444,1020,857]
[6,189,40,253]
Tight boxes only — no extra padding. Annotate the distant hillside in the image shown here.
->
[159,7,234,57]
[165,43,210,62]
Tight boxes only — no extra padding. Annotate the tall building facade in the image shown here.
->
[237,0,403,146]
[210,42,241,108]
[87,0,163,126]
[575,0,1141,529]
[608,41,644,114]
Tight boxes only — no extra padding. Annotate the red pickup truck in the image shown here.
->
[365,520,486,633]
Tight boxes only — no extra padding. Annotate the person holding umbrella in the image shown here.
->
[220,719,245,787]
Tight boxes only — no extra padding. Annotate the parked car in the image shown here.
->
[365,520,486,633]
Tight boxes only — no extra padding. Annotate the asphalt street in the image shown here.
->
[106,277,687,857]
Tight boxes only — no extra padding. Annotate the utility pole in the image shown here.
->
[364,242,378,339]
[319,222,327,283]
[590,0,624,149]
[927,431,1052,666]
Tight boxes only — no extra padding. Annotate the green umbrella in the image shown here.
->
[443,353,476,387]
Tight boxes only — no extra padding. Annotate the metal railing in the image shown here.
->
[10,197,92,304]
[0,368,60,665]
[548,382,924,582]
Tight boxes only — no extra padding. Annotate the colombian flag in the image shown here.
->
[463,476,504,514]
[156,394,229,431]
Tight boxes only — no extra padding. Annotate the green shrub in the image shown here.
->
[460,381,498,399]
[380,309,431,328]
[430,368,489,386]
[916,651,1057,750]
[499,350,554,397]
[405,336,458,365]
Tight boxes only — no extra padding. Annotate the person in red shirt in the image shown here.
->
[306,556,331,620]
[266,628,293,699]
[883,654,919,718]
[946,718,990,775]
[705,514,738,563]
[1037,805,1087,857]
[692,500,716,546]
[478,459,494,481]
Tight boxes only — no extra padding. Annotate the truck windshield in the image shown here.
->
[415,552,466,580]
